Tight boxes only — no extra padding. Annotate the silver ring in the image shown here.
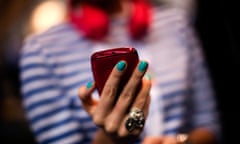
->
[125,108,145,132]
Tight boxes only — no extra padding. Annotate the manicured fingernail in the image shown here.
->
[145,73,151,80]
[138,61,148,72]
[116,61,126,71]
[86,81,93,89]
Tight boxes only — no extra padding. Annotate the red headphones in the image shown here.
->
[68,0,151,41]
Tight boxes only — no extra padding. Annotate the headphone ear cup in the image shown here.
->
[69,5,109,40]
[129,1,151,40]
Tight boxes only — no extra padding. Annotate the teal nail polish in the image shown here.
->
[116,61,126,71]
[145,73,151,80]
[138,61,148,72]
[86,81,93,89]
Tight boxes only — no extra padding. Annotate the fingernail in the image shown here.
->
[116,61,126,71]
[138,61,148,72]
[86,81,93,89]
[145,73,151,80]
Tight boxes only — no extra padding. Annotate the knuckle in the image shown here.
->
[122,88,134,97]
[104,120,118,134]
[92,115,104,127]
[136,98,145,107]
[121,90,134,101]
[102,84,117,97]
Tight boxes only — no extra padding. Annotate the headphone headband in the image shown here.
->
[68,0,151,41]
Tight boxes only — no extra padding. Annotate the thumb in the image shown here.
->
[78,81,98,116]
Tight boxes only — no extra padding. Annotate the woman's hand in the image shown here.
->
[143,136,182,144]
[142,128,218,144]
[78,60,151,144]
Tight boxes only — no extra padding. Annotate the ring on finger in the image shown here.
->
[125,107,145,132]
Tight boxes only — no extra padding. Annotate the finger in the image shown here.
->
[112,61,148,120]
[117,76,152,137]
[78,81,98,116]
[101,60,127,100]
[131,74,152,111]
[118,92,151,137]
[104,61,148,134]
[93,61,127,126]
[100,61,148,134]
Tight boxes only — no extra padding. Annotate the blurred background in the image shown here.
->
[0,0,66,143]
[0,0,238,143]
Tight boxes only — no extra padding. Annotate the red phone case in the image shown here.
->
[91,47,139,95]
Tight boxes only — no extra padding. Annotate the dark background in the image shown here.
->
[195,0,239,144]
[0,0,238,143]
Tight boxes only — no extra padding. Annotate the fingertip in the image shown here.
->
[142,73,152,88]
[78,86,86,100]
[86,81,94,89]
[78,81,95,100]
[144,73,151,81]
[138,60,148,73]
[116,60,127,72]
[143,73,152,84]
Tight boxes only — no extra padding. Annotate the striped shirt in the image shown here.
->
[19,6,221,144]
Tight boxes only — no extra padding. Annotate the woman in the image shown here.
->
[19,0,221,143]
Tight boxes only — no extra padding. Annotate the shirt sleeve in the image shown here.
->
[184,22,222,140]
[19,36,88,144]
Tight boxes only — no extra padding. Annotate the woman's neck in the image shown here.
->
[110,0,131,19]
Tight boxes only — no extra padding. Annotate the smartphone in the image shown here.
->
[91,47,139,96]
